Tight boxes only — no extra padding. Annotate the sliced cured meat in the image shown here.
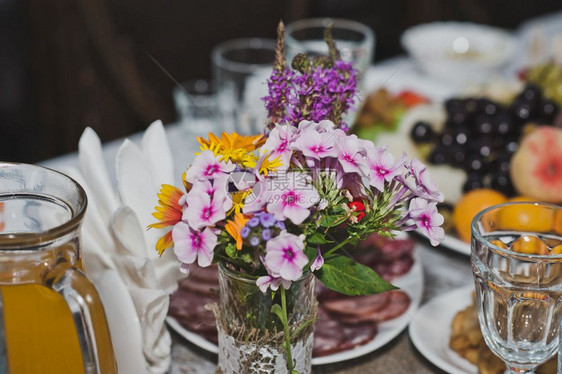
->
[377,239,415,260]
[178,278,218,296]
[169,290,218,336]
[339,291,411,324]
[313,307,344,357]
[338,322,377,351]
[321,293,390,317]
[189,264,219,284]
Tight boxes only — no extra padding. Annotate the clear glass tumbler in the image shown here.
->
[0,163,117,374]
[211,38,275,135]
[285,18,375,84]
[471,202,562,374]
[173,79,221,137]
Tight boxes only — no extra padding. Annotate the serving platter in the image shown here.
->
[409,285,477,374]
[167,248,424,365]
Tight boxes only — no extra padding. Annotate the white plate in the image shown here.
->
[409,285,477,374]
[167,248,424,365]
[441,234,471,256]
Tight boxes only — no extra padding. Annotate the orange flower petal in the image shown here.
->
[155,231,174,256]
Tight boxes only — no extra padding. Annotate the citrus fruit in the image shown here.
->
[453,189,507,242]
[498,196,554,232]
[511,235,549,255]
[553,210,562,234]
[551,244,562,255]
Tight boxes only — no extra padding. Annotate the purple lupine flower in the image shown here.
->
[309,246,324,272]
[366,146,406,192]
[259,213,276,228]
[264,231,308,281]
[263,67,294,125]
[172,222,217,267]
[265,172,320,225]
[262,229,272,241]
[184,150,235,183]
[408,198,445,246]
[241,226,251,238]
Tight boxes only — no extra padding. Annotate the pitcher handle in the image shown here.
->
[52,267,116,374]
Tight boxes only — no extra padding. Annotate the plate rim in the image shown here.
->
[409,285,476,374]
[167,247,424,366]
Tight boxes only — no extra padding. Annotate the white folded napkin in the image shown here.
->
[62,120,183,374]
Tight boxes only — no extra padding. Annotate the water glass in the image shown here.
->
[173,79,220,137]
[285,18,375,84]
[211,38,275,135]
[471,202,562,374]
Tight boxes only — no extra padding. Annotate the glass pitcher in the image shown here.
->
[0,163,117,373]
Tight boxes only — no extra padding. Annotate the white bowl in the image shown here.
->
[401,22,517,84]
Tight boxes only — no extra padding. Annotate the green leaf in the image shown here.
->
[307,232,334,245]
[318,214,339,228]
[225,243,237,258]
[270,304,286,324]
[304,245,317,263]
[316,254,397,296]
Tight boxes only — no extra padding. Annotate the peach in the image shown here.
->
[510,126,562,203]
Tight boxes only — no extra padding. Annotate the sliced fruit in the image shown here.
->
[498,196,554,233]
[453,189,507,243]
[510,126,562,203]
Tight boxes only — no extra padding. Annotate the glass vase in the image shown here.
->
[216,263,316,374]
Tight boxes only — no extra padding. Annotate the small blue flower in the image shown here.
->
[259,213,276,228]
[248,217,260,227]
[275,221,285,230]
[249,236,260,247]
[262,229,272,241]
[241,226,251,238]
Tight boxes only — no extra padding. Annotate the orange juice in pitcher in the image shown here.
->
[0,163,117,374]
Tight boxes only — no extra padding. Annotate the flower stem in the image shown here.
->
[324,236,353,257]
[280,286,294,373]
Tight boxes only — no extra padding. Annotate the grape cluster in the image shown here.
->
[410,84,560,195]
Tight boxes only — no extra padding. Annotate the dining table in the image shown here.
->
[37,10,562,370]
[38,61,473,374]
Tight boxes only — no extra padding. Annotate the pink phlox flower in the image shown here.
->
[402,159,444,202]
[336,136,369,177]
[183,187,230,229]
[261,124,297,171]
[297,119,335,134]
[184,150,235,184]
[292,128,337,159]
[256,275,292,293]
[265,172,320,225]
[264,231,308,281]
[366,146,406,191]
[409,198,445,246]
[242,179,268,214]
[172,222,217,267]
[310,246,324,272]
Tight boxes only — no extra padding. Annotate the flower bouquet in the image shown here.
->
[151,22,444,374]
